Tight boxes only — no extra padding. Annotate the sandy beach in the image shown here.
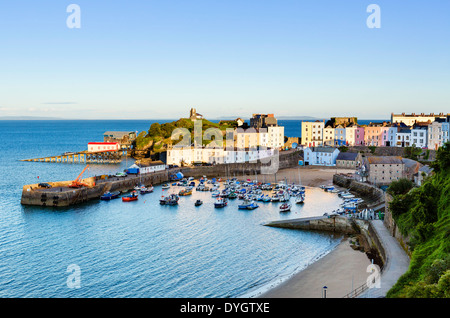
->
[259,238,372,298]
[229,165,371,298]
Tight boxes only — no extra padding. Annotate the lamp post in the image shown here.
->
[322,286,328,298]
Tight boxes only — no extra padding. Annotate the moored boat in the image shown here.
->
[279,203,291,212]
[160,194,179,205]
[122,191,139,202]
[100,191,121,200]
[295,194,305,204]
[214,198,228,208]
[195,199,203,206]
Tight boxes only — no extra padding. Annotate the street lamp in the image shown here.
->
[322,286,328,298]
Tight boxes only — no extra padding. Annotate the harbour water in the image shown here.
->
[0,120,345,298]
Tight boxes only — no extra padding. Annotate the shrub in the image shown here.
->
[387,178,414,196]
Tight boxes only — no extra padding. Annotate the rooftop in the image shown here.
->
[365,156,404,165]
[336,152,359,161]
[104,131,135,138]
[307,147,338,153]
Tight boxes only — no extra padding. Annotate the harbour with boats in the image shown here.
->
[2,119,378,298]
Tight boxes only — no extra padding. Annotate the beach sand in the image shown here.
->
[259,239,372,298]
[228,165,369,298]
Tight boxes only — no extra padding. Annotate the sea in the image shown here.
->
[0,119,369,298]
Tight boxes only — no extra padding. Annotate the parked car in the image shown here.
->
[115,172,127,177]
[38,183,52,188]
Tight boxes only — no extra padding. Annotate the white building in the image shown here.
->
[395,128,412,147]
[267,126,285,149]
[130,161,166,174]
[303,147,340,166]
[428,121,444,150]
[411,126,428,148]
[391,112,449,126]
[167,146,275,166]
[386,127,398,147]
[323,126,335,146]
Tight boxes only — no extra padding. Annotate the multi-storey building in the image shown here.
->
[360,156,405,185]
[167,146,275,166]
[428,120,449,150]
[323,125,335,146]
[301,120,324,147]
[395,128,412,147]
[364,124,383,146]
[303,147,340,166]
[411,125,428,148]
[391,112,449,126]
[334,125,346,146]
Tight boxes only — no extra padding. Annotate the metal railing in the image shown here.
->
[342,282,369,298]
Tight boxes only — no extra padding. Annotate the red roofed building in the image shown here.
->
[88,142,120,153]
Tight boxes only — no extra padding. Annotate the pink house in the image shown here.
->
[345,125,365,146]
[380,127,390,146]
[364,126,383,146]
[354,127,365,146]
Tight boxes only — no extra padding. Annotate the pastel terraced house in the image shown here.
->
[364,125,383,146]
[301,120,325,147]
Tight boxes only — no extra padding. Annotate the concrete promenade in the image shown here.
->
[359,219,410,298]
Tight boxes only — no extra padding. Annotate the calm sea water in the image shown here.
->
[0,120,346,298]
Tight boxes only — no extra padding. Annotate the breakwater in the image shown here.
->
[333,174,385,209]
[21,171,168,207]
[20,150,301,207]
[265,216,386,267]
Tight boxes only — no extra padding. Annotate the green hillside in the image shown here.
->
[133,118,238,154]
[387,142,450,297]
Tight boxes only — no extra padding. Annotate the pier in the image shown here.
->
[20,149,129,164]
[21,170,168,207]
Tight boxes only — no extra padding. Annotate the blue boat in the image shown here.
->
[246,202,259,210]
[238,200,255,210]
[100,191,120,200]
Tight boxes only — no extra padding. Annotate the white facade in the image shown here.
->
[395,129,412,147]
[303,147,340,166]
[411,128,427,148]
[323,126,335,146]
[267,126,284,149]
[428,121,444,150]
[386,127,398,147]
[167,146,275,166]
[131,162,166,174]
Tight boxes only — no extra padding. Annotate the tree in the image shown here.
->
[431,141,450,172]
[148,123,162,137]
[387,178,414,196]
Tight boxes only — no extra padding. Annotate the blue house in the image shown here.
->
[334,125,346,146]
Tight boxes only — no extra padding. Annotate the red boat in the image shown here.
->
[122,191,138,202]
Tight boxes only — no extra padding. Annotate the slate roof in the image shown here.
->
[365,156,404,165]
[336,152,359,161]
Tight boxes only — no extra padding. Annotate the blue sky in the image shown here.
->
[0,1,449,119]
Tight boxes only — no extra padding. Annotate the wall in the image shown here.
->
[333,174,385,208]
[383,193,411,256]
[21,170,168,207]
[173,149,302,179]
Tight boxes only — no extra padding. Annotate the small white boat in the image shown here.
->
[295,195,305,204]
[279,203,291,212]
